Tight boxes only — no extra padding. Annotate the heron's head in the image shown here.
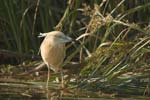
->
[40,31,72,45]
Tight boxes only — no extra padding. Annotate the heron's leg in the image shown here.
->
[46,65,50,88]
[60,71,64,88]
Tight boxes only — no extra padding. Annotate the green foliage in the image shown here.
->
[0,0,66,54]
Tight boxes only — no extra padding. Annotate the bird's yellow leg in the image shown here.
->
[46,66,50,88]
[60,71,64,88]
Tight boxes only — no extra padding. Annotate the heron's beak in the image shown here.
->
[58,36,72,43]
[59,36,72,43]
[65,36,72,42]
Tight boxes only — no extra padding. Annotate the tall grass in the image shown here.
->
[73,0,150,95]
[0,0,66,54]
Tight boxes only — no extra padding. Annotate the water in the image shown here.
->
[0,82,149,100]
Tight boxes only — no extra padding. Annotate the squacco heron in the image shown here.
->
[39,31,72,88]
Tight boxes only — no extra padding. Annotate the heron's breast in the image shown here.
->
[40,41,65,69]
